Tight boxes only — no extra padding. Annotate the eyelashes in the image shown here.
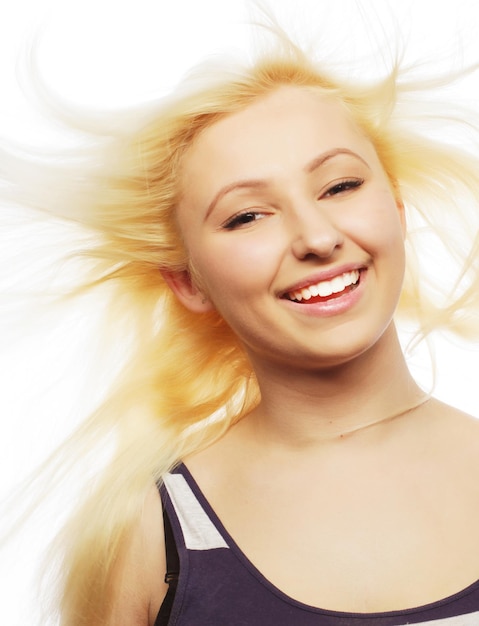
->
[223,211,265,230]
[323,178,364,197]
[221,177,365,231]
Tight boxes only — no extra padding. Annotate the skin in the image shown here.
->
[169,86,416,442]
[114,86,479,623]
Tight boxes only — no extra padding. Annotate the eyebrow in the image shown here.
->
[205,147,369,217]
[305,147,370,174]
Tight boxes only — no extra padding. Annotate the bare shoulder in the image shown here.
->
[424,397,479,472]
[183,418,247,485]
[108,484,167,626]
[428,397,479,437]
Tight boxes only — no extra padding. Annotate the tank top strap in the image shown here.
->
[162,464,229,551]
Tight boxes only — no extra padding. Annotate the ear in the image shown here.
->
[161,269,214,313]
[390,178,406,237]
[396,197,406,238]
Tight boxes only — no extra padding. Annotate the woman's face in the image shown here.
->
[168,86,405,370]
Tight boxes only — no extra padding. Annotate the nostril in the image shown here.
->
[291,226,344,261]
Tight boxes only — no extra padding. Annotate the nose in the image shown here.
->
[290,203,344,260]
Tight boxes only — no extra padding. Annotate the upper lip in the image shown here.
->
[278,263,367,297]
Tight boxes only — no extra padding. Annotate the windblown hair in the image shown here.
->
[5,24,479,626]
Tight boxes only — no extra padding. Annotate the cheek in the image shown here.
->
[351,192,404,250]
[190,233,280,295]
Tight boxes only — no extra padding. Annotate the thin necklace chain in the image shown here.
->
[334,395,432,440]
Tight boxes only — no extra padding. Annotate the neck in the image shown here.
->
[246,324,424,449]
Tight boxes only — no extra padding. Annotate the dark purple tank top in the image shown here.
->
[155,463,479,625]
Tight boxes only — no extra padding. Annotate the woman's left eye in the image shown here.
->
[323,178,364,198]
[222,211,264,230]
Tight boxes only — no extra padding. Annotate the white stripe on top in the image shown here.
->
[163,472,229,551]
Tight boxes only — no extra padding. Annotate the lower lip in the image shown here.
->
[282,271,366,318]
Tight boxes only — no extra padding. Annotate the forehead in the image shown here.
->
[179,86,377,207]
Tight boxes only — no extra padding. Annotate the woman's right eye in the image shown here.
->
[222,211,262,230]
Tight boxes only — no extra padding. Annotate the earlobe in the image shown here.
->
[161,269,213,313]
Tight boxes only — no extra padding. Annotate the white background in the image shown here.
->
[1,1,479,624]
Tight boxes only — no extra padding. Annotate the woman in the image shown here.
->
[6,17,479,626]
[151,83,479,625]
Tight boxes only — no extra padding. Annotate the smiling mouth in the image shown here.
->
[284,269,361,303]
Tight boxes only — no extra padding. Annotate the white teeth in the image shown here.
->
[318,282,333,297]
[287,270,360,302]
[343,272,356,287]
[331,276,345,293]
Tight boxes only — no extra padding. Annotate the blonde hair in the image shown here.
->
[5,27,479,626]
